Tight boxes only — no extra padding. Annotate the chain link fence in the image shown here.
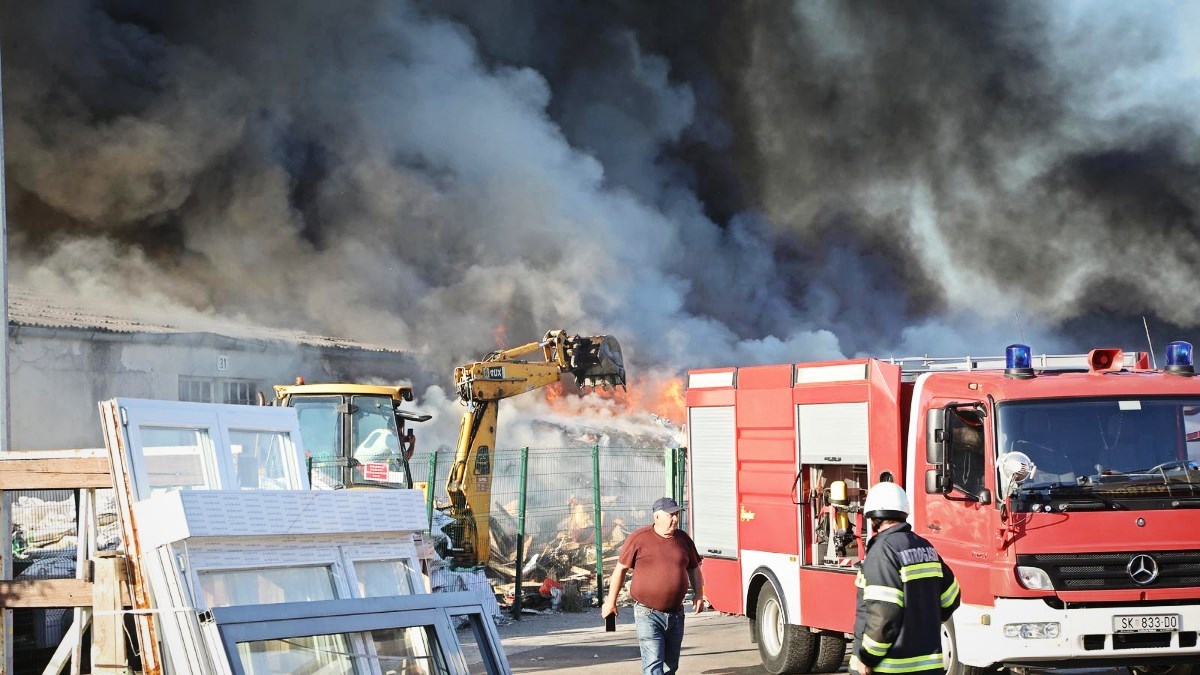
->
[411,445,688,614]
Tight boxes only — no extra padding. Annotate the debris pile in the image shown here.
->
[11,493,120,556]
[486,495,644,614]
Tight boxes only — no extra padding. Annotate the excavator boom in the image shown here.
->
[454,331,625,403]
[443,330,626,566]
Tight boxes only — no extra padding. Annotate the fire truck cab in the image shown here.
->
[688,342,1200,675]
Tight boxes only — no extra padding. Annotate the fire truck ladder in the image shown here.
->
[885,351,1147,380]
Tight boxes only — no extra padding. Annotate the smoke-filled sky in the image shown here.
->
[3,0,1200,429]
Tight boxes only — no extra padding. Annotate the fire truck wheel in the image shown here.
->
[810,633,847,673]
[942,620,996,675]
[754,582,818,674]
[1129,666,1195,675]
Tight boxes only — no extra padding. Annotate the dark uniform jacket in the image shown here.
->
[853,523,960,674]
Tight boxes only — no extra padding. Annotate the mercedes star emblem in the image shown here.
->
[1127,554,1159,585]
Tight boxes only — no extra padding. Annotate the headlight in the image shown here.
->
[1015,566,1054,590]
[1003,622,1061,639]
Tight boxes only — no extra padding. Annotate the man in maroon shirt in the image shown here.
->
[602,497,704,675]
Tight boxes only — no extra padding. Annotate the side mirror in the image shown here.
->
[926,408,946,464]
[925,468,944,494]
[977,488,992,506]
[402,429,416,461]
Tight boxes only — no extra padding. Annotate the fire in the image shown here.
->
[492,324,507,349]
[544,380,567,406]
[543,374,686,424]
[653,377,686,421]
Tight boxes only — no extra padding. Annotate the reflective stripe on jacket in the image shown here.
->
[852,523,960,673]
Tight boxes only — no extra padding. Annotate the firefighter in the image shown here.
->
[851,482,960,675]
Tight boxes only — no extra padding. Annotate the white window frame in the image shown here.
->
[345,555,421,598]
[112,398,308,500]
[200,592,508,675]
[195,562,345,607]
[125,408,226,497]
[102,399,447,675]
[149,532,427,674]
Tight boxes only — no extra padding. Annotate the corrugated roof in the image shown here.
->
[7,285,404,353]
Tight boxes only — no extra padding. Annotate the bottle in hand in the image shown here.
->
[605,612,616,632]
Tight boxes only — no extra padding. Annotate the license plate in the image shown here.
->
[1113,614,1180,633]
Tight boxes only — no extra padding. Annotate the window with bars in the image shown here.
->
[220,380,256,405]
[179,377,260,405]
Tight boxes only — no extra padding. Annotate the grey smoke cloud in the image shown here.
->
[735,1,1200,343]
[2,0,1197,430]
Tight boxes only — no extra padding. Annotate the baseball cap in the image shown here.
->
[652,497,682,514]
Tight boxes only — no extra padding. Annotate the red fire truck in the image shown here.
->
[687,342,1200,675]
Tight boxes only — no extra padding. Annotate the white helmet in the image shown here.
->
[863,482,910,521]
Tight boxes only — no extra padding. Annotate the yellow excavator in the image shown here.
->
[445,329,626,566]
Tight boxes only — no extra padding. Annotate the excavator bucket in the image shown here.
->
[569,334,627,388]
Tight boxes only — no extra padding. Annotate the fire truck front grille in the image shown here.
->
[1018,551,1200,590]
[1081,632,1198,650]
[1114,633,1173,649]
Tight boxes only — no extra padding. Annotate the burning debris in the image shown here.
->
[527,418,682,450]
[487,493,639,614]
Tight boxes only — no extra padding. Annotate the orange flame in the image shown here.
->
[492,324,508,349]
[543,374,685,424]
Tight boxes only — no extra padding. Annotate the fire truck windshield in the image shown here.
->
[997,398,1200,501]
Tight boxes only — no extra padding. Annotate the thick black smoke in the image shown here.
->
[723,1,1200,350]
[2,0,1198,395]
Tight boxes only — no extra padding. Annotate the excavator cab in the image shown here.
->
[272,383,432,490]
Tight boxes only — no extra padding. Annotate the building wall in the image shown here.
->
[8,327,423,451]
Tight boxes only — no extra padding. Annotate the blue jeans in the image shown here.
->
[634,603,685,675]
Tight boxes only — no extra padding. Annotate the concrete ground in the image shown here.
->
[469,610,1126,674]
[468,607,779,673]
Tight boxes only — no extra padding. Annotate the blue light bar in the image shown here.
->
[1166,341,1195,375]
[1006,344,1032,370]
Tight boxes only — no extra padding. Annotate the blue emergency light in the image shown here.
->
[1165,340,1195,375]
[1005,343,1035,379]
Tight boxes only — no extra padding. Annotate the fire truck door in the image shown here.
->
[916,399,992,603]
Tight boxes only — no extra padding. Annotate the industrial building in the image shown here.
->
[5,285,423,450]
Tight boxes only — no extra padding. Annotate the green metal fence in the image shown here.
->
[409,445,687,617]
